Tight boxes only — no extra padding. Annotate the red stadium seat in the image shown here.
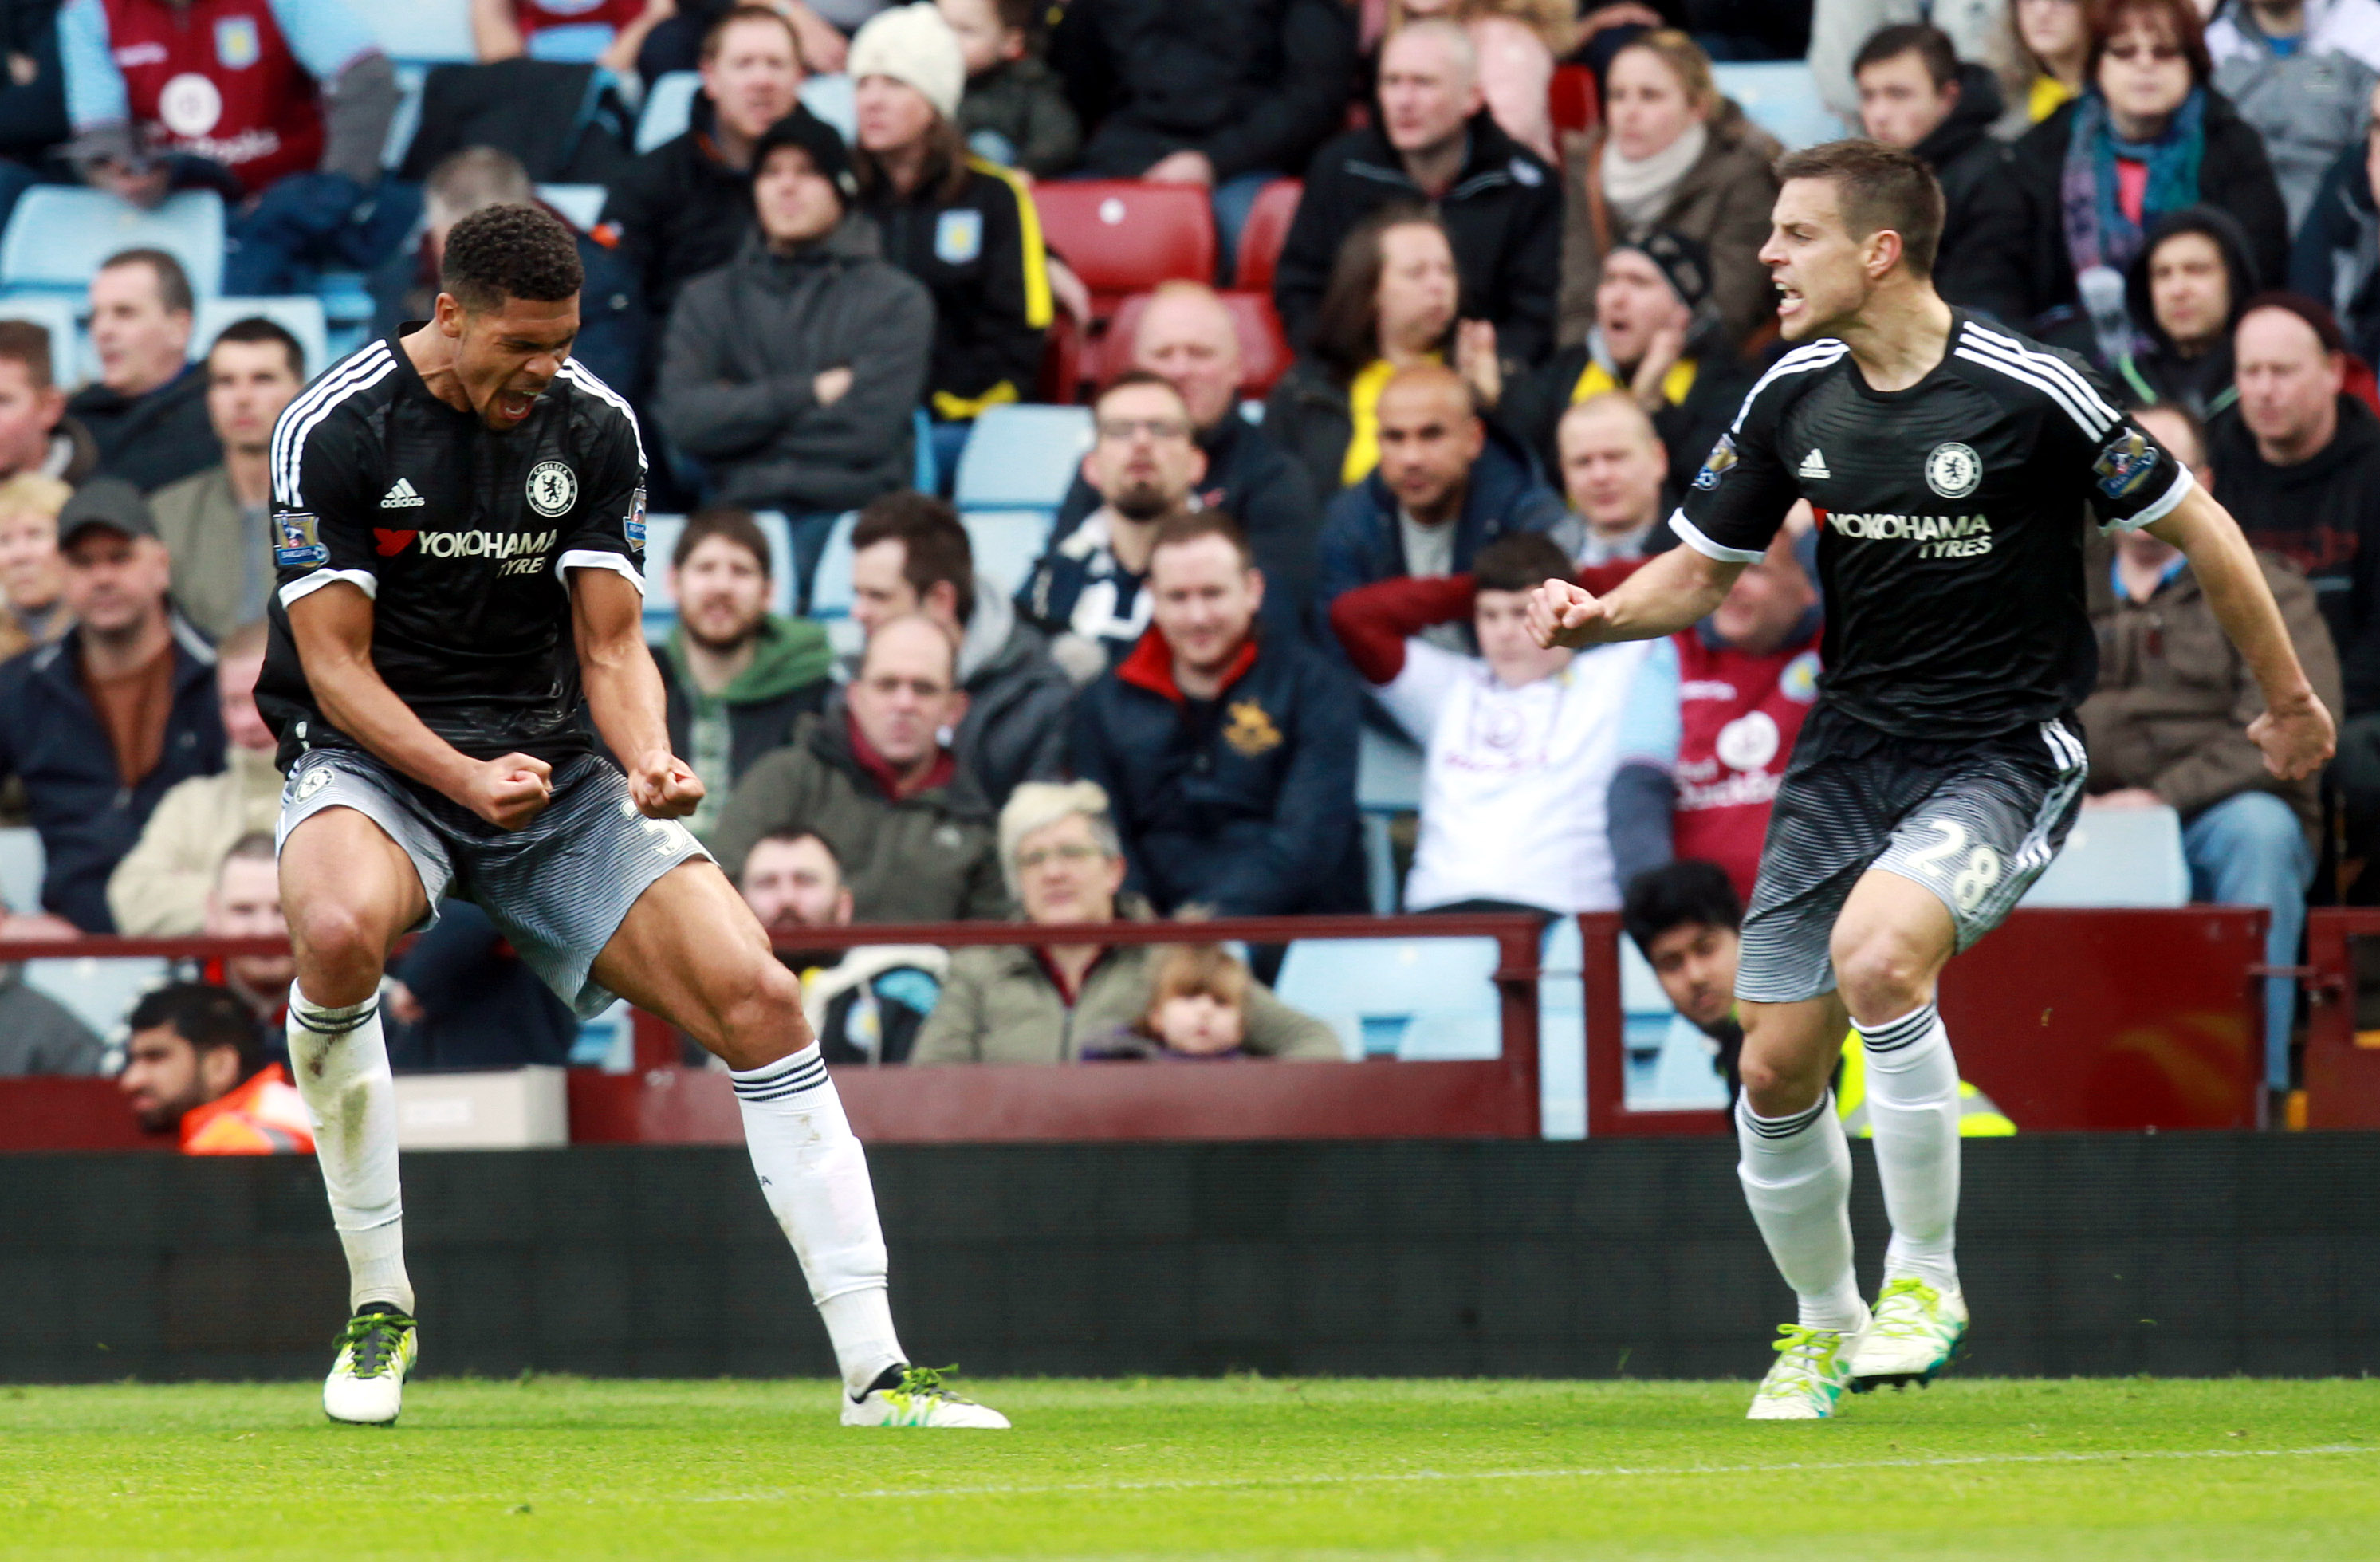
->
[1098,289,1294,399]
[1233,179,1304,292]
[1550,64,1599,136]
[1031,180,1217,305]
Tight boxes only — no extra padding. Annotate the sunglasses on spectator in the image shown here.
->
[1017,843,1106,870]
[1096,417,1192,442]
[2104,41,2184,63]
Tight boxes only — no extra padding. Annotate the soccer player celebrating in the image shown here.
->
[261,204,1004,1430]
[1528,143,2335,1420]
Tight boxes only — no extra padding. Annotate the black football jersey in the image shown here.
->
[258,329,647,769]
[1674,313,2192,742]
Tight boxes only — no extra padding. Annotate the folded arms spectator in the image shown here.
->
[911,778,1340,1062]
[118,980,311,1153]
[151,317,305,641]
[659,107,934,517]
[69,249,219,493]
[740,827,945,1064]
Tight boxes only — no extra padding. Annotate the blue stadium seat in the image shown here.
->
[0,825,41,915]
[195,296,329,381]
[0,188,226,298]
[26,956,167,1041]
[1710,61,1847,152]
[527,23,613,62]
[1539,915,1586,1138]
[1356,726,1424,912]
[800,73,856,142]
[535,183,608,231]
[365,0,477,65]
[911,406,938,493]
[0,293,83,384]
[961,510,1052,601]
[638,70,702,152]
[1274,935,1502,1060]
[384,65,427,169]
[637,511,800,640]
[953,403,1095,512]
[808,510,859,618]
[2019,802,2191,907]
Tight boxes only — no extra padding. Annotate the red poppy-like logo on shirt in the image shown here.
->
[373,529,418,557]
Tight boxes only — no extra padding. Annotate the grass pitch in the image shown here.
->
[4,1376,2376,1560]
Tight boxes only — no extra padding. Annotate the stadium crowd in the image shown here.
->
[0,0,2366,1147]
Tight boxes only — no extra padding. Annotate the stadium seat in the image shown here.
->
[808,510,860,618]
[952,403,1095,512]
[1357,726,1424,912]
[527,22,613,62]
[384,65,427,170]
[2019,803,2191,907]
[1539,915,1586,1138]
[1100,289,1292,398]
[26,956,167,1041]
[1030,181,1216,304]
[1548,63,1599,136]
[1709,61,1847,152]
[195,296,329,380]
[0,293,82,384]
[638,70,702,153]
[912,406,940,494]
[364,0,477,65]
[800,73,856,143]
[1273,935,1502,1060]
[0,188,226,299]
[535,183,608,231]
[1231,179,1302,292]
[961,510,1054,600]
[0,825,41,915]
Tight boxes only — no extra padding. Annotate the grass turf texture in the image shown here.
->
[4,1377,2376,1559]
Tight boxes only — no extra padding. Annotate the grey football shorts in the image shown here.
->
[276,747,711,1018]
[1733,713,2088,1005]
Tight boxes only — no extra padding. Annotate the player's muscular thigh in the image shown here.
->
[278,809,432,1006]
[1829,869,1957,1026]
[592,860,819,1072]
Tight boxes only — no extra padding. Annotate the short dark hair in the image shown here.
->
[0,319,53,388]
[852,491,976,627]
[1620,860,1743,958]
[749,827,842,875]
[210,316,305,380]
[1096,368,1190,417]
[673,505,773,576]
[1773,139,1945,279]
[1149,508,1252,569]
[128,982,264,1077]
[1473,531,1574,594]
[2086,0,2211,87]
[100,248,193,316]
[221,831,277,871]
[440,203,583,313]
[1311,203,1449,383]
[1853,22,1959,90]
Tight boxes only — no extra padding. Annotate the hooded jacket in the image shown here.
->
[2108,206,2256,420]
[1273,107,1563,365]
[1069,625,1363,915]
[0,614,226,932]
[2210,392,2380,714]
[2080,537,2340,840]
[1919,63,2011,311]
[656,612,835,837]
[1311,418,1564,629]
[658,219,933,514]
[2209,0,2380,225]
[952,589,1074,809]
[1557,100,1784,351]
[1961,89,2289,332]
[707,706,1009,921]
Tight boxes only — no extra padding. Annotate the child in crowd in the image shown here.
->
[1084,946,1254,1061]
[938,0,1080,176]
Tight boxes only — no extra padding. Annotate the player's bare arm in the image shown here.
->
[1526,542,1746,650]
[570,565,704,820]
[2144,486,2338,781]
[285,581,554,829]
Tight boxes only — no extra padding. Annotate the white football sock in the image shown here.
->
[1855,1002,1961,1294]
[285,985,414,1316]
[1737,1092,1865,1332]
[729,1045,907,1397]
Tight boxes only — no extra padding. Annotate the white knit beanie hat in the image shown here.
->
[848,3,967,124]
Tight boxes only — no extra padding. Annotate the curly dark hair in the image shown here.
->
[441,203,584,313]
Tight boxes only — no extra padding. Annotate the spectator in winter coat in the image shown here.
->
[849,3,1051,474]
[68,250,218,494]
[2290,77,2380,367]
[1311,362,1564,634]
[2103,206,2256,421]
[1049,0,1356,262]
[653,507,836,843]
[1556,30,1783,352]
[1852,22,2008,309]
[601,4,808,322]
[659,110,934,524]
[148,317,305,642]
[1960,0,2289,340]
[710,615,1009,919]
[1069,513,1363,917]
[2205,0,2380,226]
[1332,530,1650,914]
[739,828,945,1066]
[848,491,1072,808]
[1273,20,1561,367]
[1052,284,1324,628]
[941,0,1080,176]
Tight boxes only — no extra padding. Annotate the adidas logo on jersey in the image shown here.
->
[380,478,425,510]
[1797,448,1831,480]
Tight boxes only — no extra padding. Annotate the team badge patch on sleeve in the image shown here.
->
[624,486,647,551]
[1694,432,1738,491]
[275,511,327,570]
[2092,427,2157,500]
